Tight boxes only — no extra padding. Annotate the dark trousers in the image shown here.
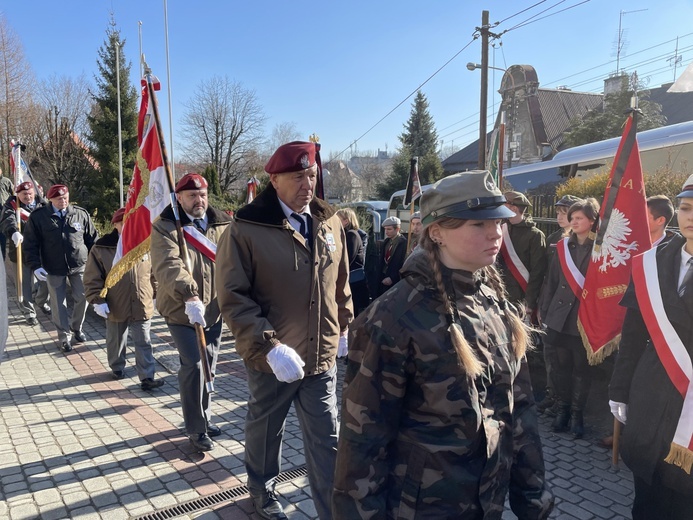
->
[245,364,339,520]
[633,475,693,519]
[548,330,591,411]
[167,321,221,435]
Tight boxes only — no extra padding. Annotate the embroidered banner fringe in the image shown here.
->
[578,320,620,366]
[99,237,151,298]
[664,442,693,475]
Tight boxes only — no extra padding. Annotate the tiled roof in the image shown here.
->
[537,89,603,150]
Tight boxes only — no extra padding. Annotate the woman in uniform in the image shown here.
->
[333,171,553,520]
[539,198,600,438]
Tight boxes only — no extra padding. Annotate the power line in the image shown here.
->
[334,37,477,159]
[495,0,549,25]
[502,0,592,34]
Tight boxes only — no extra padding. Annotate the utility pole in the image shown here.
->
[477,10,490,170]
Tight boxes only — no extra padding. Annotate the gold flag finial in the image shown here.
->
[309,133,320,143]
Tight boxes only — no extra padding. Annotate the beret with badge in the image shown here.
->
[421,171,515,225]
[15,181,33,194]
[175,173,208,193]
[47,184,68,199]
[265,141,318,175]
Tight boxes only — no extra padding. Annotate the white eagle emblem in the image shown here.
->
[193,178,201,188]
[592,208,639,272]
[300,153,310,169]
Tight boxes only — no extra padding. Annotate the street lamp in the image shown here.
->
[466,62,506,74]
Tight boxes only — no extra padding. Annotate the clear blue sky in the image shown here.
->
[2,0,693,160]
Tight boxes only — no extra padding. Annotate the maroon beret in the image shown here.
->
[47,184,68,199]
[111,207,126,224]
[15,181,33,194]
[265,141,317,174]
[175,173,208,193]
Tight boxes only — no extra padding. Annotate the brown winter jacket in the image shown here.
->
[83,229,155,323]
[150,204,232,328]
[216,183,353,376]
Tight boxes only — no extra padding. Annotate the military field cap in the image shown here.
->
[47,184,68,199]
[265,141,317,175]
[504,190,532,207]
[411,211,421,221]
[421,171,515,225]
[677,173,693,199]
[555,194,582,208]
[111,207,126,224]
[175,173,208,193]
[15,181,33,194]
[382,216,401,227]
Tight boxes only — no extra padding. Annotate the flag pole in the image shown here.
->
[406,157,418,254]
[12,141,23,304]
[144,67,215,393]
[498,112,505,187]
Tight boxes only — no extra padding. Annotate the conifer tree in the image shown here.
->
[86,19,138,217]
[376,91,443,199]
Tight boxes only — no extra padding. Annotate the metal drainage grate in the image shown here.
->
[133,465,308,520]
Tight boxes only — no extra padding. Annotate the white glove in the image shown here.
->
[184,300,207,327]
[609,400,628,425]
[338,333,348,358]
[93,303,110,319]
[11,231,23,246]
[266,344,305,383]
[34,267,48,281]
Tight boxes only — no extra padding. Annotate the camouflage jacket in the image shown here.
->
[333,251,554,520]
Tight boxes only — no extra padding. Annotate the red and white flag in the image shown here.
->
[246,176,260,204]
[578,113,651,364]
[101,75,168,296]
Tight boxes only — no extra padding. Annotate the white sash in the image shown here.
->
[633,249,693,471]
[501,223,529,286]
[183,225,216,262]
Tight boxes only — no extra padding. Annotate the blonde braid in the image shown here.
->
[421,232,484,377]
[483,265,531,359]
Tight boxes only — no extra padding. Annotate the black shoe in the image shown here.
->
[537,395,555,413]
[60,341,72,353]
[551,406,571,433]
[40,304,51,315]
[252,491,287,520]
[112,370,125,380]
[570,411,585,439]
[206,422,222,437]
[26,316,38,326]
[189,433,214,452]
[71,330,87,343]
[141,378,164,391]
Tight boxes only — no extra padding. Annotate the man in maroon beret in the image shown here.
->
[84,208,163,389]
[0,181,51,324]
[217,142,353,519]
[150,172,233,451]
[23,184,97,351]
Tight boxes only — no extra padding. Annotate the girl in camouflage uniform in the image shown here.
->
[334,171,553,519]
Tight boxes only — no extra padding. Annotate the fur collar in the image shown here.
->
[235,183,335,226]
[94,228,120,247]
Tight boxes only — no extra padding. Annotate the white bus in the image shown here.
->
[387,120,693,231]
[503,119,693,193]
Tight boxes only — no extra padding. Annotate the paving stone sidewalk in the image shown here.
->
[0,266,635,519]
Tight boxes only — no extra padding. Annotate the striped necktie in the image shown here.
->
[679,258,693,297]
